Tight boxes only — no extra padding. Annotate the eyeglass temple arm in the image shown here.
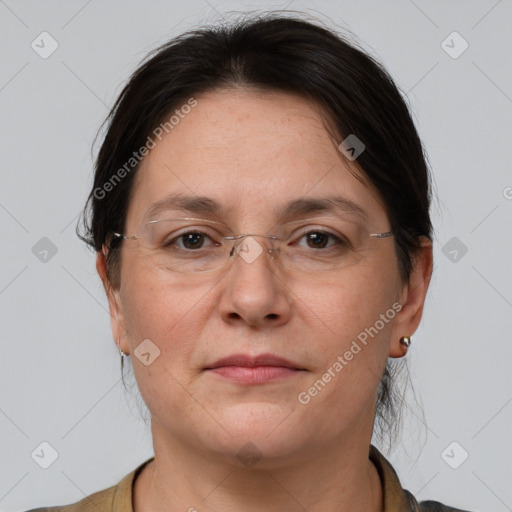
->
[369,231,393,238]
[111,232,140,240]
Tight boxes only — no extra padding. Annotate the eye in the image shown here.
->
[168,231,218,250]
[293,230,345,250]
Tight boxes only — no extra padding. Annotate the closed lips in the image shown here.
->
[205,354,305,370]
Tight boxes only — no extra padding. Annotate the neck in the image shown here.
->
[134,427,383,512]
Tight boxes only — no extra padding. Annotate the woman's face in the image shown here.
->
[100,89,428,466]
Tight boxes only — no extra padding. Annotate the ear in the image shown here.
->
[389,237,433,358]
[96,248,130,355]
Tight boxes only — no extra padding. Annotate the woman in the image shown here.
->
[28,13,474,512]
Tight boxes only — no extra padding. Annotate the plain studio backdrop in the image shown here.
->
[0,1,511,511]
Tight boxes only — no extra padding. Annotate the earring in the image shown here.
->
[116,339,128,358]
[399,336,411,348]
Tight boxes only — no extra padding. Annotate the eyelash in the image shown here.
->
[292,230,346,249]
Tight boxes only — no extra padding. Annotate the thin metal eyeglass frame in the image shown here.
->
[110,216,394,245]
[109,218,394,272]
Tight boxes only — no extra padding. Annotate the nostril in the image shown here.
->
[266,313,278,319]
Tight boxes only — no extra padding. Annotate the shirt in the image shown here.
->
[25,445,474,511]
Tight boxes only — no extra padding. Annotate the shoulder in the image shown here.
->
[23,457,154,512]
[22,483,117,512]
[416,497,476,512]
[369,445,476,512]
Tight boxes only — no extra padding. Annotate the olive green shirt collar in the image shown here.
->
[109,445,417,511]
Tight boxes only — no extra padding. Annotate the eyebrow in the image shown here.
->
[144,193,225,221]
[275,196,368,222]
[143,193,368,222]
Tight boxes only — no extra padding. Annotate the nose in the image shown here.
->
[218,236,292,328]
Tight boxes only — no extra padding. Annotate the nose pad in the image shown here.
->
[268,245,280,260]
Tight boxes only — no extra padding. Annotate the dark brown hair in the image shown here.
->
[78,12,433,449]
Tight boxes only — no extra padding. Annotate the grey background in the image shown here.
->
[1,1,511,510]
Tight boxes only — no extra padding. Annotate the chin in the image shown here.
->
[200,401,306,467]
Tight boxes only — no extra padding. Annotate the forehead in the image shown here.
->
[126,88,388,227]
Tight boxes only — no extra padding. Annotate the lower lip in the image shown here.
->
[207,366,301,384]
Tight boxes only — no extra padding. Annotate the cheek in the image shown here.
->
[119,259,212,364]
[292,276,395,434]
[294,258,399,353]
[289,257,399,421]
[118,270,211,417]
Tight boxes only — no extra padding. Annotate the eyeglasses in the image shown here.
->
[110,217,394,274]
